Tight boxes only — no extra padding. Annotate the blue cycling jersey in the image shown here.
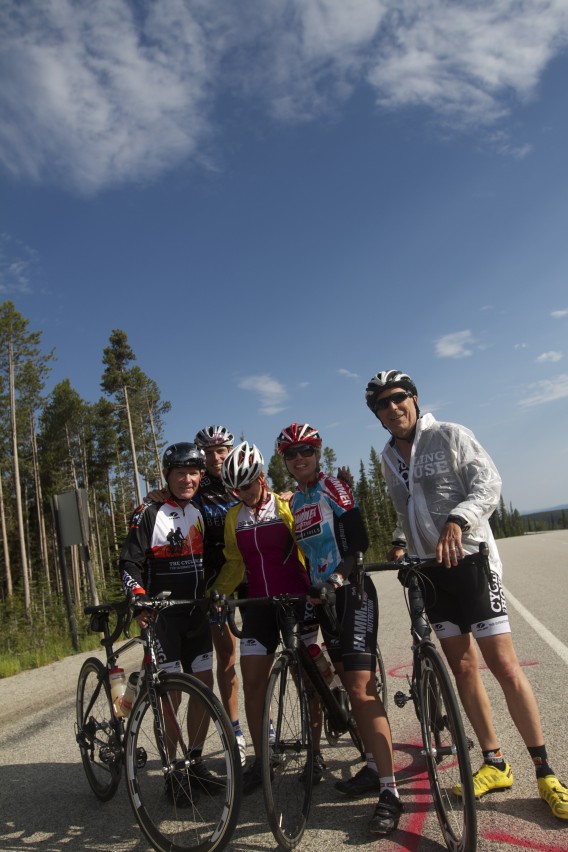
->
[290,472,358,586]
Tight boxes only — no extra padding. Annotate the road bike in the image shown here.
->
[358,546,484,852]
[222,588,387,850]
[75,594,241,852]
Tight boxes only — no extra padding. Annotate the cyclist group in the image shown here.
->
[119,369,568,838]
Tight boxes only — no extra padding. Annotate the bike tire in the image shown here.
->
[261,653,313,850]
[418,645,477,852]
[125,672,241,852]
[375,641,388,709]
[76,657,123,801]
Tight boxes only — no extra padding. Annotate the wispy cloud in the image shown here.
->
[1,0,567,194]
[338,368,359,380]
[238,374,288,415]
[435,330,477,359]
[536,351,563,363]
[0,233,39,294]
[518,374,568,407]
[514,342,527,349]
[551,309,568,318]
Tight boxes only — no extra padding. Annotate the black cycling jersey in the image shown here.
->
[192,473,238,585]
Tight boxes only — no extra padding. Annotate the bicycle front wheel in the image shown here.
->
[419,646,477,852]
[262,654,313,850]
[125,673,241,852]
[76,657,123,801]
[375,641,388,709]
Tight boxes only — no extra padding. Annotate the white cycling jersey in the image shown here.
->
[381,412,503,577]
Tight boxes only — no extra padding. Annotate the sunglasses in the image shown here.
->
[236,480,259,492]
[373,390,413,412]
[283,446,316,461]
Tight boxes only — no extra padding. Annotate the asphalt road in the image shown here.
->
[1,530,567,852]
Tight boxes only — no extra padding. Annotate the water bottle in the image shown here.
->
[308,643,339,688]
[120,671,140,717]
[109,666,127,716]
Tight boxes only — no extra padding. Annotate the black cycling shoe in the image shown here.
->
[188,758,222,795]
[300,751,326,785]
[165,768,198,808]
[335,764,381,798]
[368,789,403,835]
[243,759,263,795]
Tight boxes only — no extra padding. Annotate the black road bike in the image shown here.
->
[75,594,242,852]
[222,590,387,850]
[359,546,485,852]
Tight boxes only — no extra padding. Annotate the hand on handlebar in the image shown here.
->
[131,593,154,629]
[307,582,336,606]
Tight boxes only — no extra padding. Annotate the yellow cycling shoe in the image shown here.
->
[452,762,514,799]
[538,775,568,820]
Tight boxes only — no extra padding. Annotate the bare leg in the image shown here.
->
[240,654,274,756]
[211,624,239,722]
[337,663,394,777]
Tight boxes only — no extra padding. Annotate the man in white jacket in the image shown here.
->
[364,370,568,821]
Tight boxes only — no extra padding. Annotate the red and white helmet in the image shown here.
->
[221,441,264,490]
[276,423,322,455]
[194,425,234,449]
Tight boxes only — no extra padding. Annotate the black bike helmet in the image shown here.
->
[364,370,418,413]
[162,442,206,471]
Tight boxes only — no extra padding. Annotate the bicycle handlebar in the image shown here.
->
[353,541,491,587]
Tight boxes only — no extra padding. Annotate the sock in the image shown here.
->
[232,719,244,738]
[366,752,378,773]
[482,748,507,770]
[379,777,399,798]
[528,745,554,779]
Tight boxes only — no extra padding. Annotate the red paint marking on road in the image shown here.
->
[389,741,434,851]
[483,831,568,851]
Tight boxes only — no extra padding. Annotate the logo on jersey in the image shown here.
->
[295,504,322,538]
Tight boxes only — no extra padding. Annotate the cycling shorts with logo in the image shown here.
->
[423,553,511,640]
[154,609,213,674]
[323,575,379,673]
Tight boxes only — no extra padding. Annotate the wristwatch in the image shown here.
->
[328,573,344,588]
[447,514,470,532]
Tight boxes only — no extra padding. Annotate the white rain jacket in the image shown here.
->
[381,413,503,577]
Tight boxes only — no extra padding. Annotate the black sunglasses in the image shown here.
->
[283,446,316,461]
[373,390,413,412]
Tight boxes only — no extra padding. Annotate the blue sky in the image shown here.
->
[1,0,567,513]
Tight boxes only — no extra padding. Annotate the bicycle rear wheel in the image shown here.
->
[125,673,241,852]
[419,646,477,852]
[262,654,313,850]
[76,657,123,801]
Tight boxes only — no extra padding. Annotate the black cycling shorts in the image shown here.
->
[422,553,511,640]
[240,600,318,657]
[153,609,213,674]
[322,574,378,672]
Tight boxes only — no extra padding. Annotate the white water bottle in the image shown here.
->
[120,671,140,717]
[109,666,126,716]
[308,643,338,688]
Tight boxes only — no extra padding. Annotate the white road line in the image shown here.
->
[503,585,568,665]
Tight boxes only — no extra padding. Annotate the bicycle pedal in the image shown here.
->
[394,690,410,708]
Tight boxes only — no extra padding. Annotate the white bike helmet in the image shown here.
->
[365,370,417,412]
[221,442,264,490]
[194,425,234,449]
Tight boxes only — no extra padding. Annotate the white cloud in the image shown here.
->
[238,374,288,415]
[338,368,359,379]
[0,233,38,294]
[1,0,568,193]
[518,374,568,407]
[514,342,527,349]
[435,330,477,359]
[551,309,568,318]
[536,351,563,363]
